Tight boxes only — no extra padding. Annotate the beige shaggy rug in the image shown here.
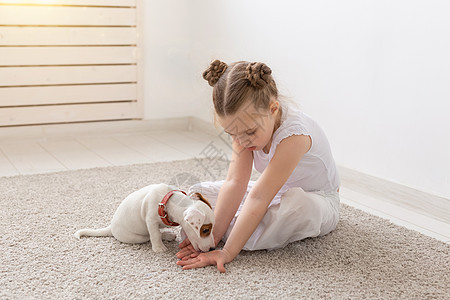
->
[0,159,449,299]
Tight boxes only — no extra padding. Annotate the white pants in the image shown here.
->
[188,180,340,251]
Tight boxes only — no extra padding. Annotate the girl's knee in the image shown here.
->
[282,186,306,198]
[280,188,334,222]
[280,187,312,210]
[188,181,224,208]
[188,181,222,195]
[188,182,207,195]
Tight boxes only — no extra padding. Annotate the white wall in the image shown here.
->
[142,0,450,198]
[142,0,204,120]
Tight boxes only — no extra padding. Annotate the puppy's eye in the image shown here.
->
[200,224,212,237]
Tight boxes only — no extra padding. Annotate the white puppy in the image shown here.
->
[75,183,215,252]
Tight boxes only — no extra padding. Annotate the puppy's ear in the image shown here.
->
[190,192,212,209]
[184,207,206,232]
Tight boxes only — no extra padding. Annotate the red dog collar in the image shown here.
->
[158,190,187,226]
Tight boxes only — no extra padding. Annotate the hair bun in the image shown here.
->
[246,62,272,89]
[203,60,228,87]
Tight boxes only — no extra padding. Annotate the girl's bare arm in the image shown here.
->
[212,139,253,245]
[223,134,311,258]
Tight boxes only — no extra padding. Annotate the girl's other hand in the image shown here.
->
[176,238,201,260]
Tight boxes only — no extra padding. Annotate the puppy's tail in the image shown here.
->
[74,225,112,239]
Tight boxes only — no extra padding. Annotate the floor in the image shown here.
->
[1,120,449,244]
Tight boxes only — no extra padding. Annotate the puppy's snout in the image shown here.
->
[209,247,215,251]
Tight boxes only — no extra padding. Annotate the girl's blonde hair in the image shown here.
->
[202,60,279,116]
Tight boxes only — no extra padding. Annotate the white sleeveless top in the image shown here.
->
[253,106,340,194]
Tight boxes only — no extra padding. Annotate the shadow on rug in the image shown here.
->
[1,159,449,299]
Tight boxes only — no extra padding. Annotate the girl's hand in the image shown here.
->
[176,249,234,273]
[176,238,201,260]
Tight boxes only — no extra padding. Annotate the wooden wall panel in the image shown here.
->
[0,0,141,127]
[0,102,139,127]
[0,66,137,86]
[0,84,137,106]
[0,1,135,5]
[0,27,137,46]
[0,47,137,65]
[0,6,136,26]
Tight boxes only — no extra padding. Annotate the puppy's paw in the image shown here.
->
[152,243,168,252]
[161,232,176,241]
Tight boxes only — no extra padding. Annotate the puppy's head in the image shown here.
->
[182,193,215,252]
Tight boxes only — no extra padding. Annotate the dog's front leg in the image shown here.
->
[145,218,167,252]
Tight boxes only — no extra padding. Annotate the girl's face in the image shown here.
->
[218,100,280,152]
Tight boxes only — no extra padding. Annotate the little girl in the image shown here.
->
[176,60,340,272]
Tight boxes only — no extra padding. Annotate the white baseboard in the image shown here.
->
[340,186,450,242]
